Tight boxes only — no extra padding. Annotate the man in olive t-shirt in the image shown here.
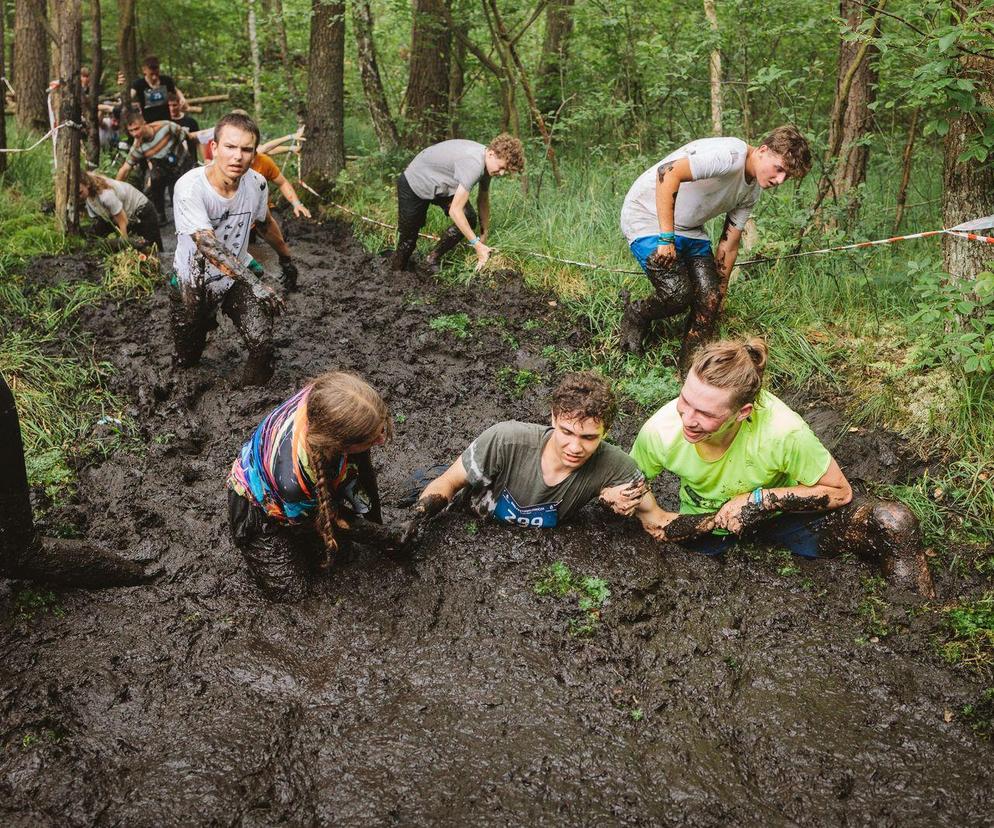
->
[401,372,652,542]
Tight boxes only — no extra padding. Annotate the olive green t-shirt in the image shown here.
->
[630,390,832,515]
[461,421,643,527]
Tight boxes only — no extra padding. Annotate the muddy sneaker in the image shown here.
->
[618,291,648,355]
[279,257,299,292]
[424,253,441,276]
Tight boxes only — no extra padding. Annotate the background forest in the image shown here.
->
[1,0,993,556]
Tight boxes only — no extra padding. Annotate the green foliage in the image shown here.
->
[618,364,682,410]
[534,561,611,637]
[497,367,540,398]
[429,313,471,338]
[13,588,66,622]
[961,688,994,740]
[857,576,892,641]
[939,592,994,676]
[911,268,994,374]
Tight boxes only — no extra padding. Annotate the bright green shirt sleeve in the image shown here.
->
[779,422,833,487]
[630,421,667,481]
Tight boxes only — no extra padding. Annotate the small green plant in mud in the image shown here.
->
[102,248,159,297]
[523,318,542,331]
[14,588,65,622]
[394,412,407,424]
[534,561,611,637]
[630,707,644,722]
[429,313,471,338]
[497,367,540,398]
[465,520,478,536]
[960,687,994,739]
[938,592,994,675]
[19,727,65,750]
[857,576,891,641]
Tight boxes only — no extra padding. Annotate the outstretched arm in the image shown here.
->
[637,492,718,542]
[272,172,312,218]
[400,459,468,546]
[191,228,284,312]
[477,182,491,243]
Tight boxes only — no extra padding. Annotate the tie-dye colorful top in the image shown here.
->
[228,385,348,523]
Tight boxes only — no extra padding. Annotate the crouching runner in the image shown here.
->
[227,371,395,600]
[627,337,936,596]
[401,372,651,544]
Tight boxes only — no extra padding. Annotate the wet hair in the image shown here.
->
[214,112,261,149]
[551,371,618,431]
[142,55,160,71]
[690,337,769,408]
[758,125,811,179]
[304,372,392,563]
[123,106,146,126]
[79,171,112,196]
[487,133,525,174]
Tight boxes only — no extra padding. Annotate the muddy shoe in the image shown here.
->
[618,291,648,355]
[423,254,441,276]
[279,257,299,292]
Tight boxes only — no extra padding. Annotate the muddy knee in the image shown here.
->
[646,257,692,315]
[871,501,935,598]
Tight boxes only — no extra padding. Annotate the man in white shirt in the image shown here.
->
[618,126,811,375]
[171,112,284,386]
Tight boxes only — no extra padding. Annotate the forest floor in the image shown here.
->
[1,215,993,825]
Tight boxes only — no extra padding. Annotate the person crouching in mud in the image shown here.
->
[79,171,162,251]
[622,337,936,596]
[227,371,395,600]
[390,133,525,274]
[171,112,284,386]
[401,372,652,543]
[618,126,811,376]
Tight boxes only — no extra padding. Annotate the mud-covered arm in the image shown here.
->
[599,475,649,517]
[273,172,312,218]
[715,216,743,282]
[637,492,718,542]
[191,228,284,310]
[654,157,694,250]
[477,179,491,242]
[714,457,853,535]
[351,449,383,524]
[400,458,468,547]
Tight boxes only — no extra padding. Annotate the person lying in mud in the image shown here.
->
[227,371,395,599]
[401,372,651,543]
[390,133,525,274]
[618,126,811,376]
[79,171,163,251]
[171,112,284,386]
[622,337,936,596]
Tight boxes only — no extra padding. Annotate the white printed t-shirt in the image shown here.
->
[172,166,268,296]
[85,178,149,223]
[620,137,761,243]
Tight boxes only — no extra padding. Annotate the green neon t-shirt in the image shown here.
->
[629,390,832,515]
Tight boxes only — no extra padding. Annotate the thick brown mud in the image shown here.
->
[2,217,992,825]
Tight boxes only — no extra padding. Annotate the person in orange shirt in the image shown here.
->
[250,151,312,291]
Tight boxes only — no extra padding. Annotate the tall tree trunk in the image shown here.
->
[402,0,450,148]
[941,5,994,286]
[87,0,100,164]
[352,0,398,151]
[828,0,881,222]
[271,0,300,112]
[301,0,345,187]
[247,0,262,123]
[117,0,137,91]
[13,0,49,131]
[703,0,721,135]
[53,0,81,234]
[481,0,517,136]
[447,19,465,137]
[892,107,919,234]
[536,0,573,114]
[0,0,7,174]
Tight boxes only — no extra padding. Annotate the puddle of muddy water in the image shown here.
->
[2,217,992,826]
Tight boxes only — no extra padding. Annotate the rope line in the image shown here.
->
[0,121,84,154]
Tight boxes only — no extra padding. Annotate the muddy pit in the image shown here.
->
[2,217,992,825]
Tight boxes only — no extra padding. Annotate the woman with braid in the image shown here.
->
[227,372,394,599]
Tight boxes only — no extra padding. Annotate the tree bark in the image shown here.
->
[0,0,7,173]
[941,4,994,285]
[447,18,465,137]
[271,0,300,112]
[53,0,81,234]
[301,0,345,187]
[703,0,721,135]
[247,0,262,123]
[827,0,881,222]
[352,0,398,151]
[13,0,50,131]
[87,0,101,164]
[536,0,573,114]
[117,0,137,91]
[402,0,450,148]
[892,107,919,234]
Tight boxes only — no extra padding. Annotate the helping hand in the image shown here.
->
[713,493,753,535]
[599,477,649,517]
[253,282,286,313]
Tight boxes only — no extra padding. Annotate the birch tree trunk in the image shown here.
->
[352,0,398,150]
[703,0,721,135]
[247,0,262,123]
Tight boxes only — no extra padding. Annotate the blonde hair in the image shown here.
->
[80,171,112,196]
[690,337,768,408]
[305,372,392,565]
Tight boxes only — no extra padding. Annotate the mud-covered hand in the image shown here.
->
[599,477,649,517]
[252,281,286,313]
[713,493,756,535]
[650,245,677,267]
[400,493,449,549]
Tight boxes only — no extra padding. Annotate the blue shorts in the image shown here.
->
[681,510,835,559]
[629,234,713,272]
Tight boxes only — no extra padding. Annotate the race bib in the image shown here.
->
[493,489,559,528]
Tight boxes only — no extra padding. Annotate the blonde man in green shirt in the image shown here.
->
[624,338,936,596]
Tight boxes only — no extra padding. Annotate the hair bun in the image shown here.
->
[744,337,768,371]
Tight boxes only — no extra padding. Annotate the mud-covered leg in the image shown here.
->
[817,498,936,597]
[170,279,210,369]
[146,162,168,221]
[390,176,429,272]
[427,202,477,270]
[678,255,722,378]
[223,281,275,387]
[228,491,308,600]
[619,256,692,355]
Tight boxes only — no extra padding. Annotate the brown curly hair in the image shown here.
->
[551,371,618,430]
[487,133,525,174]
[758,125,812,179]
[305,372,392,566]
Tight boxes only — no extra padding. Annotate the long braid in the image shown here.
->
[312,459,339,568]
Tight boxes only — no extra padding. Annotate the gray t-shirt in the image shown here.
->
[85,178,149,223]
[620,137,761,243]
[172,166,269,295]
[404,139,489,200]
[460,421,643,528]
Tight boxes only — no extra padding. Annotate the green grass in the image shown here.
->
[534,561,611,637]
[429,312,471,338]
[939,592,994,677]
